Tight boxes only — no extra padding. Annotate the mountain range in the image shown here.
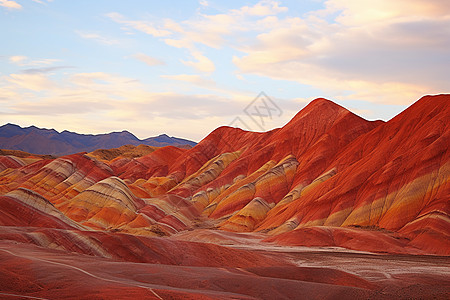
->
[0,94,448,299]
[0,123,196,155]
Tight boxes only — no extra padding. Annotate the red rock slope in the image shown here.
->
[0,94,448,298]
[0,95,448,254]
[160,95,448,255]
[259,95,449,255]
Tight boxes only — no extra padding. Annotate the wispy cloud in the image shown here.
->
[106,12,171,37]
[7,73,56,91]
[8,99,112,116]
[0,0,21,9]
[237,0,288,16]
[20,66,74,74]
[31,0,53,4]
[132,53,165,66]
[9,55,61,67]
[181,50,215,73]
[75,30,119,45]
[199,0,209,7]
[107,2,289,73]
[9,55,27,64]
[161,74,216,87]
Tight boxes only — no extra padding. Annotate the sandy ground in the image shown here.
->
[0,229,448,299]
[172,229,450,298]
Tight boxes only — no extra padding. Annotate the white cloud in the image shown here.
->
[0,70,247,140]
[0,0,21,9]
[231,0,450,105]
[3,0,448,139]
[322,0,450,26]
[106,1,290,73]
[132,53,164,66]
[20,66,74,75]
[106,12,171,37]
[102,0,449,101]
[106,0,443,104]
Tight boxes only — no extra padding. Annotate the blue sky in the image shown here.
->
[1,0,449,141]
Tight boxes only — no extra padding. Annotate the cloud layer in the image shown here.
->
[104,0,449,104]
[1,0,448,141]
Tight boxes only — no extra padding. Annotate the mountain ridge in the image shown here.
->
[0,123,197,155]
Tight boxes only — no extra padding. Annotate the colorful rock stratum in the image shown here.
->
[0,95,449,299]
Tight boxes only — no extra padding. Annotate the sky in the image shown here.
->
[1,0,449,142]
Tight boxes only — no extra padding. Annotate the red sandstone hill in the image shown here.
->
[0,94,448,299]
[0,95,448,253]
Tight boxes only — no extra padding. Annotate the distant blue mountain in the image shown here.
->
[0,123,196,156]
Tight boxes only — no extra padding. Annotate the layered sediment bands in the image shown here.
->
[58,176,142,230]
[0,226,285,267]
[0,153,114,205]
[342,162,449,230]
[247,96,448,255]
[130,176,178,198]
[138,194,200,235]
[170,151,241,198]
[399,211,450,255]
[0,95,448,256]
[203,161,275,217]
[220,197,273,232]
[0,152,199,236]
[111,146,187,182]
[0,155,25,172]
[0,190,82,230]
[167,127,268,182]
[269,168,337,218]
[201,155,298,220]
[0,158,51,194]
